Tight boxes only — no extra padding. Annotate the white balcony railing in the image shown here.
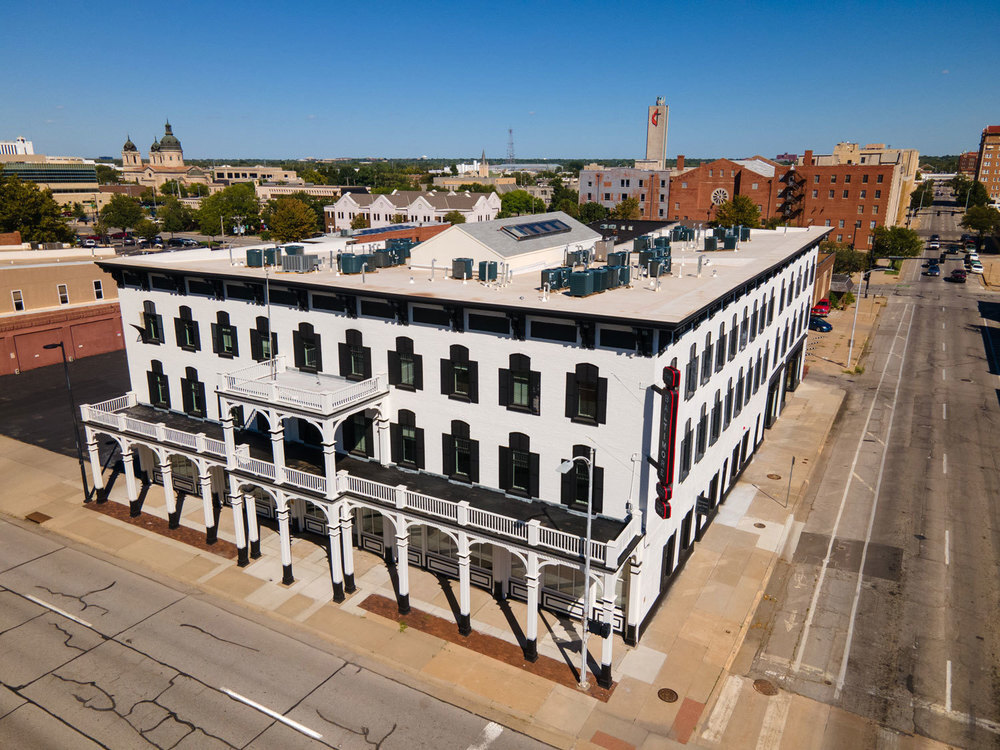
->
[218,356,389,415]
[80,392,227,459]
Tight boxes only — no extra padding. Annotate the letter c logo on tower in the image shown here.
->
[651,111,660,127]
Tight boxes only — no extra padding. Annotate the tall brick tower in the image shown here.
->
[644,97,669,170]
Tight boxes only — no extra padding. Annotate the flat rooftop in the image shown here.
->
[99,227,830,326]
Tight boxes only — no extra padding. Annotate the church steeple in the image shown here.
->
[478,149,489,179]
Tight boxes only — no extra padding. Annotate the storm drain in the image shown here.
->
[25,512,51,524]
[752,679,778,696]
[657,688,679,703]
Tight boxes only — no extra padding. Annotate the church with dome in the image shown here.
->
[121,121,210,189]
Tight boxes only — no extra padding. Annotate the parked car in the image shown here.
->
[181,238,200,247]
[930,234,940,242]
[166,238,186,247]
[948,244,962,254]
[82,239,97,248]
[969,261,984,274]
[809,316,833,332]
[123,237,136,246]
[950,269,967,283]
[929,240,940,250]
[810,298,831,316]
[924,265,941,277]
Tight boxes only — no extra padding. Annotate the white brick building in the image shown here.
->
[81,215,826,688]
[326,189,500,231]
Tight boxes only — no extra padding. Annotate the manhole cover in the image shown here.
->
[754,522,766,529]
[657,688,679,703]
[767,473,781,480]
[753,679,778,696]
[25,512,51,524]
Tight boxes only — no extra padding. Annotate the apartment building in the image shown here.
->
[975,126,1000,202]
[79,215,824,687]
[325,190,500,232]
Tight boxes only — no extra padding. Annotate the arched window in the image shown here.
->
[566,363,607,424]
[339,329,371,381]
[388,336,423,390]
[250,316,277,361]
[212,311,238,358]
[293,322,321,373]
[174,305,200,351]
[443,420,479,483]
[390,409,424,469]
[147,360,169,408]
[560,445,604,512]
[180,366,205,417]
[499,432,538,498]
[500,353,540,414]
[441,344,478,402]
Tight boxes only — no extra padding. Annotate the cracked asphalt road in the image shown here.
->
[0,518,549,749]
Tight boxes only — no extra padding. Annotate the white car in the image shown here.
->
[969,262,984,274]
[966,252,980,263]
[929,241,940,250]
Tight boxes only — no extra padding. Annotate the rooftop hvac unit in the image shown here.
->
[452,257,473,280]
[568,270,595,297]
[740,227,751,241]
[280,254,319,272]
[541,268,561,289]
[593,239,612,262]
[723,236,737,250]
[246,248,263,267]
[704,237,718,251]
[372,250,392,268]
[606,251,627,267]
[340,253,370,274]
[635,236,651,252]
[283,245,304,256]
[479,260,497,281]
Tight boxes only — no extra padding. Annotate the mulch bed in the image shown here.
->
[359,593,616,701]
[85,500,237,558]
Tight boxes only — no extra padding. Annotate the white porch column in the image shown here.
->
[221,410,236,470]
[598,572,616,689]
[376,414,392,466]
[457,533,472,636]
[244,492,261,558]
[340,504,356,592]
[270,424,286,484]
[160,458,178,528]
[85,432,104,496]
[323,442,338,500]
[525,573,540,662]
[199,471,217,544]
[229,481,248,567]
[624,553,642,646]
[327,519,345,602]
[121,448,139,510]
[277,506,294,585]
[395,525,410,614]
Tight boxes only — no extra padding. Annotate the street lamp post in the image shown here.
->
[558,447,595,690]
[43,342,91,503]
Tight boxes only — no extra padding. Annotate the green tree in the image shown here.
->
[350,213,370,230]
[457,183,495,193]
[442,210,466,225]
[553,198,579,218]
[100,194,144,235]
[0,176,76,243]
[909,181,935,210]
[713,195,761,228]
[196,183,260,237]
[160,197,194,236]
[391,213,407,224]
[763,216,787,230]
[72,202,86,221]
[871,226,922,260]
[449,164,458,176]
[820,240,868,274]
[134,218,159,242]
[960,205,1000,246]
[95,165,121,184]
[278,191,325,233]
[609,197,640,220]
[547,177,579,213]
[187,183,210,197]
[497,190,546,218]
[268,197,318,242]
[578,201,608,223]
[300,168,326,185]
[160,180,189,198]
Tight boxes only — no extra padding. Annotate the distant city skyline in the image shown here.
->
[3,0,998,160]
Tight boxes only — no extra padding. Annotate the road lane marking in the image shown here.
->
[942,403,947,420]
[221,688,322,740]
[942,368,946,381]
[467,722,503,750]
[942,342,946,352]
[25,595,92,629]
[946,660,952,713]
[942,322,946,329]
[702,674,743,743]
[943,453,947,475]
[833,303,915,699]
[945,530,950,566]
[794,304,914,676]
[755,691,791,750]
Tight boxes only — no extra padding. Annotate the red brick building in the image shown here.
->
[958,151,979,177]
[667,150,897,249]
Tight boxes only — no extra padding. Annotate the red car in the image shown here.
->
[811,299,831,317]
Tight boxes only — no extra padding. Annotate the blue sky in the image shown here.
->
[3,1,998,160]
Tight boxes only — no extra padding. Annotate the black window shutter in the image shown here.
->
[592,466,605,513]
[498,369,510,406]
[270,331,278,357]
[338,342,350,377]
[229,328,239,357]
[390,423,401,464]
[440,359,451,395]
[292,330,303,368]
[362,348,372,379]
[174,318,184,347]
[498,446,511,491]
[565,372,577,418]
[313,334,322,371]
[191,322,200,350]
[467,360,479,403]
[529,371,541,414]
[195,382,206,416]
[211,323,220,354]
[364,416,374,457]
[412,354,423,390]
[528,452,540,498]
[560,459,573,505]
[343,418,355,452]
[469,439,480,483]
[388,350,401,385]
[181,379,192,413]
[414,428,425,470]
[442,434,455,476]
[147,371,157,404]
[596,377,608,424]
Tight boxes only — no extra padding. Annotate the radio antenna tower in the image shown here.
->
[507,127,515,164]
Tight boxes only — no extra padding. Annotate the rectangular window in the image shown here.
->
[839,219,845,228]
[872,205,879,214]
[57,284,69,305]
[862,174,869,184]
[828,190,835,199]
[859,190,866,199]
[219,326,236,355]
[844,174,851,184]
[577,381,597,419]
[400,424,417,464]
[877,174,884,183]
[858,205,864,214]
[511,450,530,492]
[813,175,820,184]
[11,290,23,311]
[875,190,881,199]
[812,190,818,198]
[842,190,849,198]
[93,280,103,300]
[455,436,472,478]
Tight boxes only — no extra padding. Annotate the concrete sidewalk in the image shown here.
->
[0,304,929,749]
